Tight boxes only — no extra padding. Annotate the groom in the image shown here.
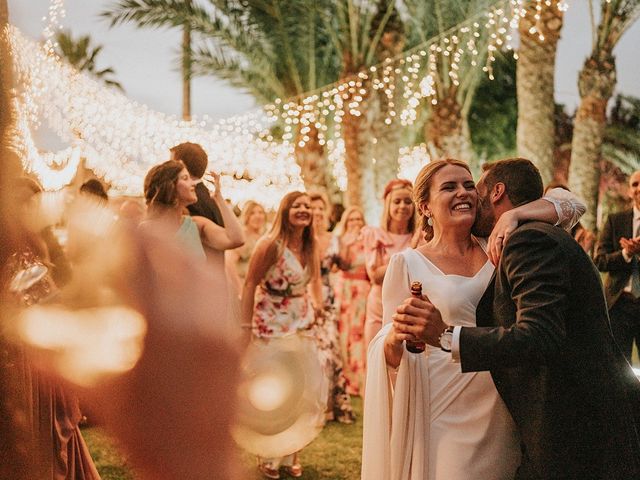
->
[413,158,640,479]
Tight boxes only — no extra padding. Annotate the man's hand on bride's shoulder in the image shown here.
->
[487,210,518,265]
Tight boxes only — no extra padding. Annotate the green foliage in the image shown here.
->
[82,428,135,480]
[54,30,124,91]
[467,53,518,161]
[603,94,640,174]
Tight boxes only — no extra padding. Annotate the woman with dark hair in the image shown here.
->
[143,160,244,336]
[241,191,323,479]
[143,159,244,257]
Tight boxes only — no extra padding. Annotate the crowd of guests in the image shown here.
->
[5,135,640,479]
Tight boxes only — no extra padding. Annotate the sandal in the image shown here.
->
[283,463,303,478]
[258,463,280,479]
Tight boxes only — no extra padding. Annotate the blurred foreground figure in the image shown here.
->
[1,177,243,479]
[86,223,243,480]
[1,178,101,480]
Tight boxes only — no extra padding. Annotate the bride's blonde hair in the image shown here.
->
[413,159,471,241]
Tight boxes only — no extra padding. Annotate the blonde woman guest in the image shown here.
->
[361,179,416,360]
[334,206,370,397]
[226,200,267,295]
[310,192,355,424]
[242,191,323,479]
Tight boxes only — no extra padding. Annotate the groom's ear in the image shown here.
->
[491,182,507,204]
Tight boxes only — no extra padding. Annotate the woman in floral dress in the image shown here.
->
[309,192,355,424]
[334,206,369,397]
[242,191,323,480]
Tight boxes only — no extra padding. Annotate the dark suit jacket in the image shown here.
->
[187,182,224,226]
[594,209,634,308]
[460,222,640,479]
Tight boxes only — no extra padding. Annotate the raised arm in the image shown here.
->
[487,188,587,264]
[203,171,244,249]
[240,237,278,332]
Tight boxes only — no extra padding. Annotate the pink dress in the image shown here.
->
[360,227,413,356]
[336,238,370,396]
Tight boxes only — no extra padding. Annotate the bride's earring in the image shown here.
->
[426,213,433,226]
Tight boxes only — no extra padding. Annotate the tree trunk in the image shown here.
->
[342,107,364,207]
[0,0,8,25]
[516,1,564,186]
[294,123,328,193]
[181,5,192,121]
[568,54,616,230]
[425,91,474,163]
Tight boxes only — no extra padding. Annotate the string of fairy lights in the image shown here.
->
[7,0,567,207]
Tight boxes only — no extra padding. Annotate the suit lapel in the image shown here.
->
[623,210,634,238]
[476,270,496,327]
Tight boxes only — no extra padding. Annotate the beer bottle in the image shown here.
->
[406,281,426,353]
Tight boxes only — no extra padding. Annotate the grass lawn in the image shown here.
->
[83,397,363,480]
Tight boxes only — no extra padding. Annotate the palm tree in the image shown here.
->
[54,30,124,91]
[516,0,565,186]
[102,0,195,119]
[0,0,7,26]
[189,0,340,193]
[568,0,640,230]
[323,0,403,206]
[101,0,399,204]
[401,0,495,175]
[603,94,640,174]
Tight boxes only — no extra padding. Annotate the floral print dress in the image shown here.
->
[336,238,370,396]
[252,246,314,338]
[314,243,356,424]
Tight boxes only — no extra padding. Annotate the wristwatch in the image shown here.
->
[439,326,454,352]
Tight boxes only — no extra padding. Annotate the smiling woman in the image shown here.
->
[362,158,589,480]
[360,179,417,379]
[240,191,326,479]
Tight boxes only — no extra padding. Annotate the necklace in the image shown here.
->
[288,241,302,253]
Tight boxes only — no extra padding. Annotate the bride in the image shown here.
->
[362,159,584,480]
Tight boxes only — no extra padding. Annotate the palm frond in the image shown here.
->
[101,0,196,29]
[54,29,124,93]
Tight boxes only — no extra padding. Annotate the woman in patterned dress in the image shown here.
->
[241,191,323,479]
[334,206,370,397]
[309,192,355,424]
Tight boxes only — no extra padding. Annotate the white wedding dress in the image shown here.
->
[362,246,521,480]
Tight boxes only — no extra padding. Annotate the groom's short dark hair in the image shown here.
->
[482,158,543,207]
